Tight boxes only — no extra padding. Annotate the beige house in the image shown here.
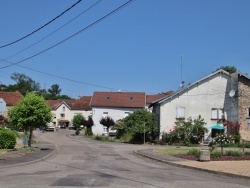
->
[46,96,92,128]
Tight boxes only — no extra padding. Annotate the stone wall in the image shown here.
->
[238,75,250,140]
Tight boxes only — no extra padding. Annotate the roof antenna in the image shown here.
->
[179,54,184,88]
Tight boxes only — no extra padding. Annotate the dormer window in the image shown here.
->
[130,97,134,101]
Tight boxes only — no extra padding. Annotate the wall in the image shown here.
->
[238,75,250,140]
[92,107,142,135]
[157,72,231,140]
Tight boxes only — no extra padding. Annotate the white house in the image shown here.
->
[90,91,146,135]
[150,70,238,143]
[46,96,92,128]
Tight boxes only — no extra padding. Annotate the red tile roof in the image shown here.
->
[46,97,92,111]
[46,100,76,110]
[146,91,173,104]
[72,96,92,110]
[90,92,145,108]
[0,92,23,106]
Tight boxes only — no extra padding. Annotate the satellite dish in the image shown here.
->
[229,90,236,97]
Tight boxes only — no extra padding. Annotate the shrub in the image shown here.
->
[211,151,222,158]
[0,128,17,149]
[225,150,242,157]
[187,148,200,158]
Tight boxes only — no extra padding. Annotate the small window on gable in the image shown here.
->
[103,112,108,118]
[130,97,134,101]
[176,107,185,119]
[211,108,224,119]
[62,106,65,111]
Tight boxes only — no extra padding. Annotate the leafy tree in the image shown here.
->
[8,93,52,147]
[72,114,84,135]
[174,115,208,146]
[4,73,41,95]
[215,66,237,74]
[99,116,115,135]
[48,84,61,96]
[82,116,94,136]
[123,110,158,143]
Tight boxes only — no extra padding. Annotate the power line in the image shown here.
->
[3,0,102,61]
[0,0,82,49]
[0,0,135,70]
[0,58,119,91]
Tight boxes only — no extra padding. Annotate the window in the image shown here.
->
[129,97,134,101]
[103,112,108,118]
[62,106,65,112]
[124,112,130,118]
[106,96,110,100]
[247,108,250,118]
[103,126,107,133]
[60,113,65,118]
[176,107,185,118]
[211,108,224,119]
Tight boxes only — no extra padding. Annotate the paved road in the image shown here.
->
[0,130,249,188]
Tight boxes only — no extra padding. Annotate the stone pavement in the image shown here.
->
[135,149,250,179]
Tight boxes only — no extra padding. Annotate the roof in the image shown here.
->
[149,69,230,107]
[46,100,76,110]
[46,97,92,111]
[0,92,23,106]
[72,96,92,110]
[90,92,146,108]
[146,91,173,104]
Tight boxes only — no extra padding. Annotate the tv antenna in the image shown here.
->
[179,54,184,88]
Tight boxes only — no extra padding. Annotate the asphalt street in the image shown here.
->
[0,130,249,188]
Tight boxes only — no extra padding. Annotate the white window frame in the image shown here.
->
[103,112,108,118]
[176,107,185,119]
[211,108,224,119]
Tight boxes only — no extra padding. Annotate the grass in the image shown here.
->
[0,149,8,155]
[154,147,193,156]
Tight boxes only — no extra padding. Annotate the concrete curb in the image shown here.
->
[0,142,59,169]
[134,150,250,180]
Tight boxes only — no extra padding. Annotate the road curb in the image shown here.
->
[0,141,59,169]
[134,150,250,180]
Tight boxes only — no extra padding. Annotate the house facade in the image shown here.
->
[150,70,240,142]
[46,96,92,128]
[0,92,23,117]
[90,91,146,135]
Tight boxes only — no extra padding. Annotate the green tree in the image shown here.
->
[72,114,84,135]
[99,116,115,136]
[123,110,158,143]
[174,115,208,146]
[5,73,41,95]
[215,66,237,74]
[48,84,61,96]
[8,93,52,147]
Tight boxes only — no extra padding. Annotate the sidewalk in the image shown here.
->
[0,133,56,168]
[135,149,250,179]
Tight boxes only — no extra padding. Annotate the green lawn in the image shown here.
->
[153,148,194,156]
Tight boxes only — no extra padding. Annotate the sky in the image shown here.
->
[0,0,250,98]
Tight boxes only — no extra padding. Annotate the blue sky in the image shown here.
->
[0,0,249,98]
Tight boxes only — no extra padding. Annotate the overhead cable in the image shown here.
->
[3,0,102,60]
[0,0,82,48]
[0,0,135,69]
